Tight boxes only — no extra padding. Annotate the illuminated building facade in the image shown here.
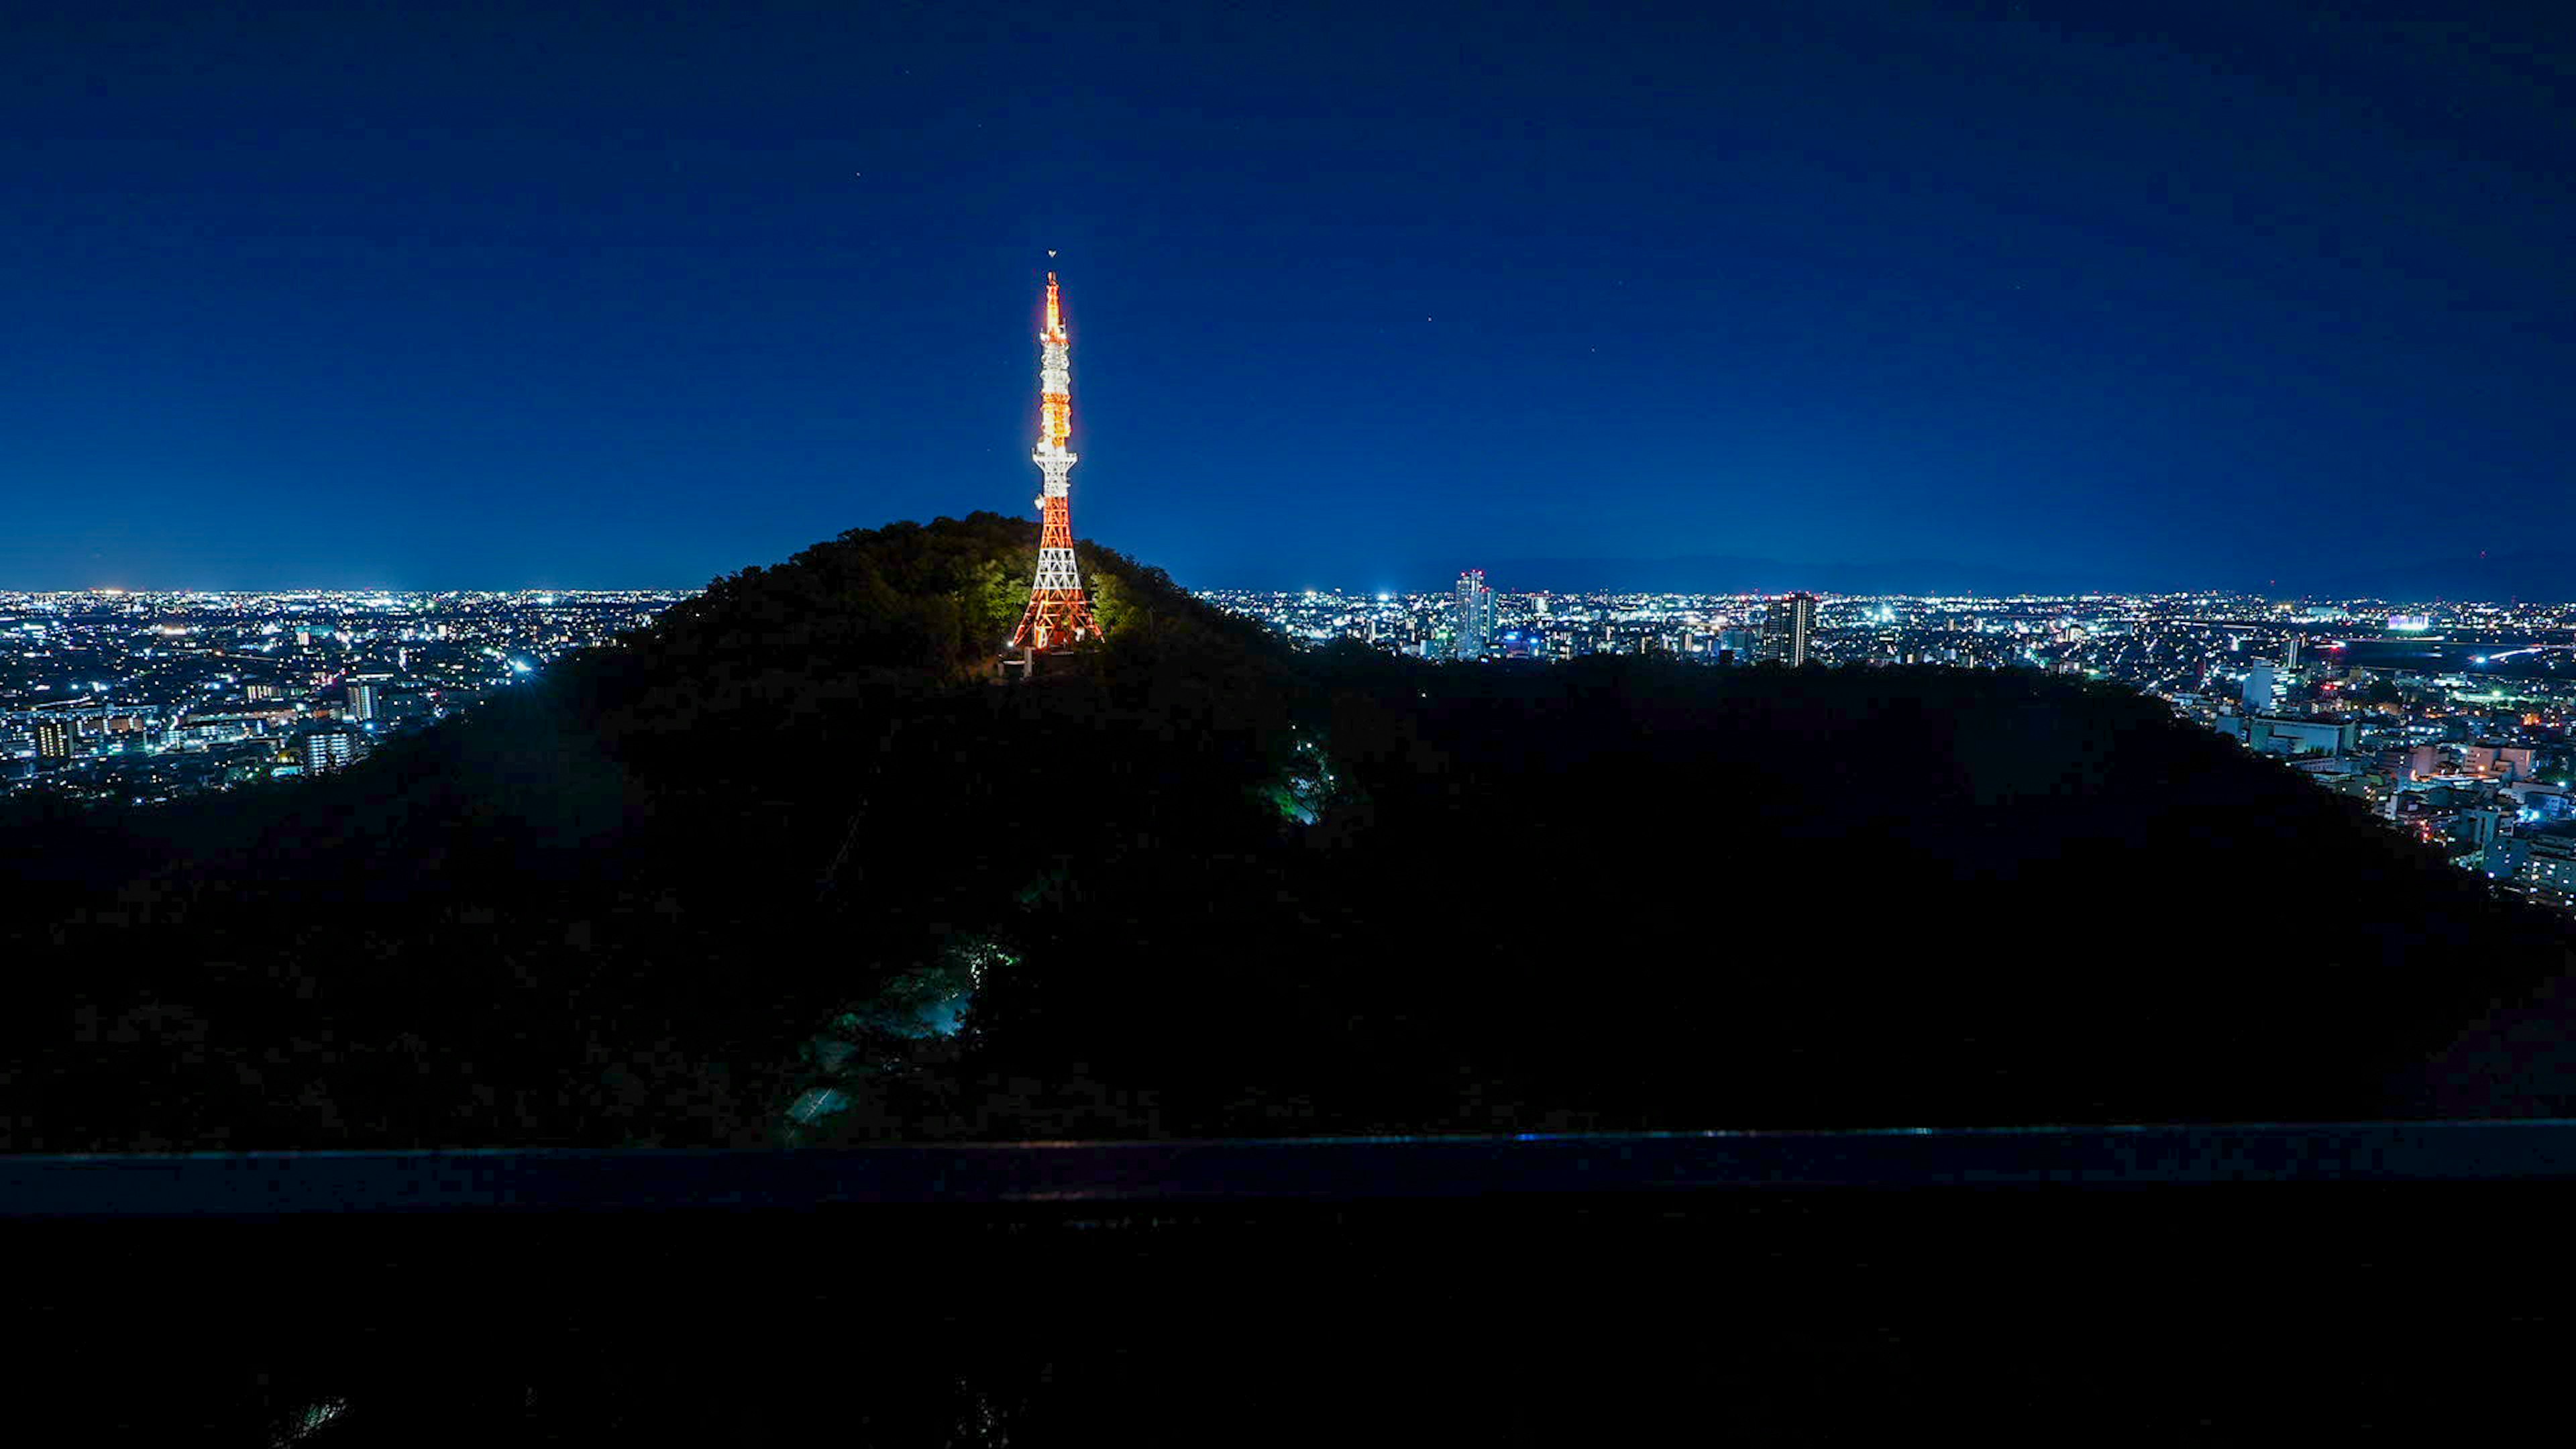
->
[2241,665,2277,713]
[1764,593,1816,666]
[1454,570,1495,661]
[2518,826,2576,908]
[303,729,357,773]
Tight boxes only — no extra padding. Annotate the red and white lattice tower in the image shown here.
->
[1009,272,1103,651]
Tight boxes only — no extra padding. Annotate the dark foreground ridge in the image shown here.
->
[5,513,2576,1152]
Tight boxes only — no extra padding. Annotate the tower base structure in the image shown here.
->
[1006,486,1100,653]
[1009,591,1102,654]
[996,635,1094,684]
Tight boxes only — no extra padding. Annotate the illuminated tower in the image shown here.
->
[1010,272,1104,652]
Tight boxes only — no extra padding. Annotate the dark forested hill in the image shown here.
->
[3,515,2571,1150]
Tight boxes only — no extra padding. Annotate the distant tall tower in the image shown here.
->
[1010,272,1104,652]
[1453,570,1495,661]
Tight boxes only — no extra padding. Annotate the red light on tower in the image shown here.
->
[1010,271,1104,653]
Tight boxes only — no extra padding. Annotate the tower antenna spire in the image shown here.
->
[1010,270,1103,653]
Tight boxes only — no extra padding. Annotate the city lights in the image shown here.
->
[1200,583,2576,908]
[0,588,686,805]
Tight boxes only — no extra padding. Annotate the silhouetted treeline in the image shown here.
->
[2,513,2570,1150]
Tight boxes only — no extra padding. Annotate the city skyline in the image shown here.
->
[18,575,2576,859]
[13,11,2576,1417]
[6,7,2571,594]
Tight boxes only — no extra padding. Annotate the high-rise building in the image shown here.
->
[34,718,74,760]
[345,682,380,722]
[1762,593,1817,666]
[1453,570,1495,661]
[1008,272,1104,653]
[2284,635,2303,669]
[303,729,358,774]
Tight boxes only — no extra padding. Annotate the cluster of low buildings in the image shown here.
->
[1203,579,1835,665]
[0,589,686,806]
[2273,730,2576,910]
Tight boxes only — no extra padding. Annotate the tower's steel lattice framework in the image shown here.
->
[1010,272,1102,651]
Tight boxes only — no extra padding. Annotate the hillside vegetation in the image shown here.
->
[3,514,2569,1150]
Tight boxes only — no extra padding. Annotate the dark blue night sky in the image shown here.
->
[5,4,2569,594]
